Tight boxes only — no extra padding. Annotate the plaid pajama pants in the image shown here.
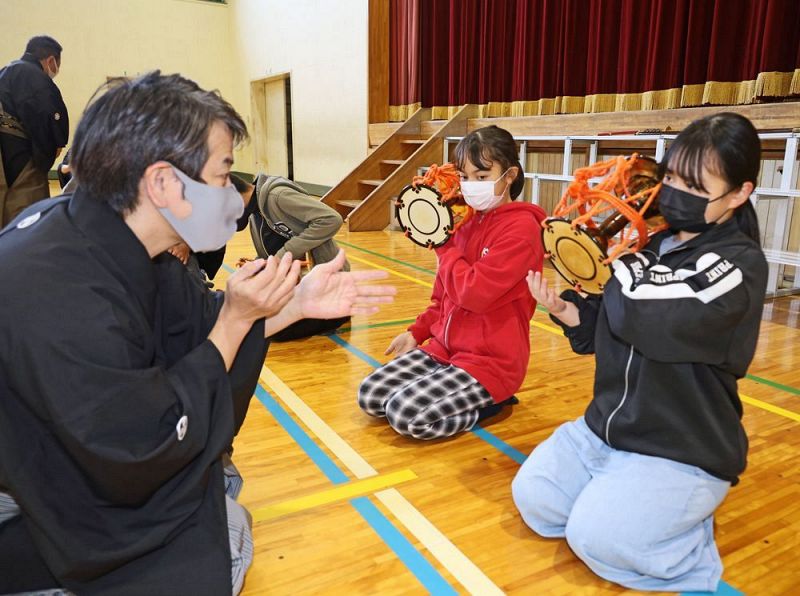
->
[358,349,495,440]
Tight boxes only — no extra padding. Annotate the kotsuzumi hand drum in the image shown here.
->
[395,163,473,249]
[542,154,666,294]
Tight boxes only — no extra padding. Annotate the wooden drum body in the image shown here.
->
[542,154,665,295]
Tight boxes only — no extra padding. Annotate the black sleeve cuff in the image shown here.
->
[227,318,268,436]
[549,289,599,354]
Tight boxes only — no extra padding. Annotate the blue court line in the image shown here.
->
[683,580,743,596]
[350,498,457,596]
[255,384,348,484]
[233,261,740,594]
[326,333,529,464]
[328,333,383,367]
[470,426,528,465]
[253,385,456,594]
[325,335,742,596]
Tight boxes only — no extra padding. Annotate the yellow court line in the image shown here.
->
[348,256,800,426]
[741,393,800,423]
[350,252,562,338]
[531,319,563,335]
[251,469,418,522]
[259,366,504,596]
[348,254,433,288]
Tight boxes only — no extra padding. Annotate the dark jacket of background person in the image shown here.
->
[0,53,68,224]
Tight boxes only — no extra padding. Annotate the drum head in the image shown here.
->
[395,184,454,248]
[542,218,611,295]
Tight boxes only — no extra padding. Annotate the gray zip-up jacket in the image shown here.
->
[253,174,349,271]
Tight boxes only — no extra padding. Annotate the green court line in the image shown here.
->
[340,239,800,399]
[745,374,800,396]
[337,318,417,333]
[338,240,437,275]
[340,238,550,314]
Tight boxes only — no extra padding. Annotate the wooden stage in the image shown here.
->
[215,227,800,595]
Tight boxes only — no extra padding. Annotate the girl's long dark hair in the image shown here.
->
[660,112,762,242]
[453,125,525,199]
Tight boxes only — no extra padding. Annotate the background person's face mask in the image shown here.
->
[659,184,729,233]
[159,167,244,252]
[460,169,509,211]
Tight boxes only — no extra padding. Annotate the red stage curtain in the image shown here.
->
[389,0,420,119]
[389,0,800,119]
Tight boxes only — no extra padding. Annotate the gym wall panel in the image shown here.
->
[230,0,369,186]
[0,0,240,163]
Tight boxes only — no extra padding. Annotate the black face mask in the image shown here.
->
[658,184,729,233]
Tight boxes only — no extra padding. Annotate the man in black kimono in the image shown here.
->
[0,35,69,226]
[0,72,393,595]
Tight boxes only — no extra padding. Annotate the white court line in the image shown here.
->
[259,365,504,596]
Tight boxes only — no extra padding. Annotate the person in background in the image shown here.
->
[246,173,352,340]
[0,35,68,226]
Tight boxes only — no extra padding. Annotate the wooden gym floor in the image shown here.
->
[214,226,800,596]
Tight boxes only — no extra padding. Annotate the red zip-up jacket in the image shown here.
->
[407,201,546,402]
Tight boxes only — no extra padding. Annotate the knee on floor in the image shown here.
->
[511,471,569,536]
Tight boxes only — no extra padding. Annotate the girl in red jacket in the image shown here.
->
[358,126,546,439]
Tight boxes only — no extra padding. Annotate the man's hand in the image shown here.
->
[209,253,300,370]
[385,331,417,357]
[225,253,301,322]
[167,242,191,265]
[294,250,396,319]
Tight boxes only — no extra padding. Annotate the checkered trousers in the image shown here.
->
[358,349,494,440]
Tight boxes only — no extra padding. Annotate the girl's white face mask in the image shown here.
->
[159,166,244,252]
[459,169,509,212]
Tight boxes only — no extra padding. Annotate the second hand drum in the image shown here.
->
[542,154,665,294]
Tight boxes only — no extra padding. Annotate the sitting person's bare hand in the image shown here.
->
[385,331,417,357]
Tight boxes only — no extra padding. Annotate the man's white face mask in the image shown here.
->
[158,166,244,253]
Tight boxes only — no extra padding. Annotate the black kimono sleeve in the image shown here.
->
[155,254,269,436]
[16,80,68,172]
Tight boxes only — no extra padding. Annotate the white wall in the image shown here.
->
[230,0,369,185]
[0,0,241,165]
[1,0,370,186]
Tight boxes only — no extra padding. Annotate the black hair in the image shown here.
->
[660,112,761,243]
[70,71,248,214]
[453,125,524,199]
[24,36,62,62]
[229,173,252,194]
